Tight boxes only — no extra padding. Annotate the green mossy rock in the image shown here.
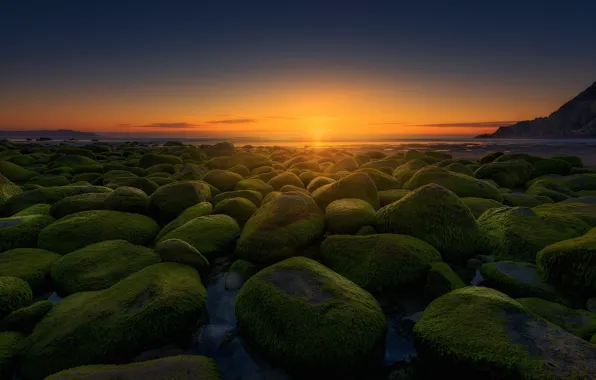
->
[8,155,36,167]
[51,240,161,295]
[298,171,318,187]
[45,355,222,380]
[475,160,534,188]
[0,331,23,379]
[0,300,52,333]
[479,261,559,301]
[262,191,282,205]
[154,202,213,241]
[312,172,380,210]
[502,192,553,207]
[327,156,359,173]
[414,286,596,379]
[280,184,310,194]
[527,174,596,192]
[0,276,32,318]
[461,197,503,218]
[536,228,596,294]
[38,210,159,254]
[0,174,21,210]
[236,192,324,264]
[526,180,575,202]
[212,189,262,207]
[517,297,596,341]
[204,141,235,158]
[324,198,377,234]
[426,261,465,298]
[235,257,386,373]
[172,163,209,181]
[531,158,572,178]
[0,248,60,293]
[377,184,480,262]
[138,153,182,168]
[235,178,274,197]
[105,177,158,195]
[444,162,475,176]
[392,159,427,186]
[150,180,211,222]
[212,197,257,225]
[478,207,590,262]
[290,160,321,172]
[13,203,51,217]
[267,172,304,191]
[356,168,401,190]
[378,189,410,207]
[361,158,405,170]
[158,214,239,260]
[533,202,596,227]
[28,174,70,187]
[154,238,209,274]
[146,163,176,175]
[305,176,334,193]
[50,192,111,218]
[0,160,38,182]
[18,263,207,379]
[48,155,96,169]
[551,155,583,168]
[225,259,258,290]
[103,186,150,215]
[251,166,275,175]
[425,151,452,160]
[405,166,503,201]
[203,169,244,192]
[321,234,441,291]
[228,164,250,177]
[207,152,272,171]
[3,185,112,215]
[0,214,55,252]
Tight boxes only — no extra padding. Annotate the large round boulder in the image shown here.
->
[154,202,212,241]
[0,214,55,252]
[0,248,61,293]
[0,276,32,318]
[325,198,377,234]
[203,169,244,192]
[312,172,380,210]
[149,180,211,222]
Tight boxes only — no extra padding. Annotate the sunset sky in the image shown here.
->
[1,1,595,140]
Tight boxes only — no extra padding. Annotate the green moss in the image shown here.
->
[461,197,503,218]
[526,180,575,202]
[262,191,282,205]
[478,151,504,164]
[45,355,222,380]
[138,153,182,168]
[404,166,503,201]
[502,192,553,207]
[0,248,60,293]
[236,192,325,264]
[312,172,380,210]
[251,166,275,175]
[478,206,589,262]
[155,238,209,275]
[378,189,410,207]
[526,174,596,192]
[28,174,70,187]
[8,155,36,167]
[228,164,250,177]
[516,297,596,341]
[70,164,104,174]
[149,180,211,222]
[212,190,262,208]
[479,261,559,301]
[146,163,176,175]
[404,150,430,161]
[71,172,102,183]
[0,173,21,210]
[355,168,401,190]
[426,261,465,298]
[0,160,38,182]
[212,197,258,225]
[290,160,321,172]
[536,228,596,294]
[392,159,427,186]
[50,192,111,218]
[0,331,24,379]
[361,158,405,170]
[158,214,239,260]
[551,155,583,168]
[533,202,596,227]
[18,263,207,379]
[0,300,52,333]
[51,240,160,295]
[38,210,159,254]
[234,178,274,197]
[324,198,376,234]
[321,234,440,291]
[171,163,209,181]
[377,184,480,262]
[48,155,97,170]
[203,141,235,157]
[3,185,112,215]
[298,170,317,187]
[207,152,272,170]
[103,186,150,215]
[235,256,386,373]
[305,176,335,193]
[225,259,259,290]
[326,156,360,173]
[531,158,572,178]
[0,214,55,252]
[444,162,475,176]
[154,202,212,241]
[12,203,51,217]
[267,171,304,191]
[0,276,32,318]
[105,176,158,195]
[203,169,244,192]
[413,286,596,379]
[475,160,534,188]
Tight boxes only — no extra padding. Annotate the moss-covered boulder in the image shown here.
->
[48,154,96,169]
[527,173,596,192]
[105,176,158,195]
[479,261,559,301]
[0,331,23,379]
[326,156,359,173]
[531,158,572,178]
[228,164,250,177]
[3,185,112,215]
[413,286,596,379]
[478,151,504,164]
[225,259,258,291]
[158,214,239,260]
[324,198,376,234]
[45,355,222,380]
[305,176,334,193]
[536,228,596,294]
[49,192,111,219]
[0,214,55,252]
[154,202,212,241]
[461,197,503,218]
[13,203,51,217]
[321,234,440,291]
[444,162,475,176]
[51,240,161,295]
[0,300,52,333]
[103,186,150,215]
[38,210,159,254]
[0,276,32,318]
[172,163,209,181]
[378,189,410,207]
[361,159,404,170]
[267,172,304,191]
[235,257,386,373]
[298,171,318,187]
[312,172,379,210]
[204,141,235,157]
[392,159,427,186]
[138,153,182,168]
[0,160,38,182]
[404,166,502,201]
[202,169,244,192]
[356,168,401,190]
[212,197,257,225]
[251,166,275,175]
[426,261,465,298]
[377,184,480,261]
[502,192,553,207]
[154,238,209,274]
[526,180,575,202]
[18,263,207,379]
[212,189,262,207]
[533,202,596,227]
[0,174,21,210]
[551,155,583,168]
[235,192,324,264]
[28,174,70,187]
[235,178,274,197]
[290,160,321,172]
[478,207,590,262]
[474,160,534,188]
[149,180,211,222]
[0,248,60,293]
[517,297,596,341]
[207,152,272,170]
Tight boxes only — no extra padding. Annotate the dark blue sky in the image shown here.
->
[1,0,595,138]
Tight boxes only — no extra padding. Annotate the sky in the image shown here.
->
[1,1,595,140]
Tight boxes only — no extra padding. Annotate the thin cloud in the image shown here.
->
[124,122,202,129]
[416,121,520,128]
[205,118,256,124]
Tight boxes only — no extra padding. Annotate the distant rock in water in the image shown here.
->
[477,81,596,138]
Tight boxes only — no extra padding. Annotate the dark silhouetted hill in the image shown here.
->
[0,129,98,138]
